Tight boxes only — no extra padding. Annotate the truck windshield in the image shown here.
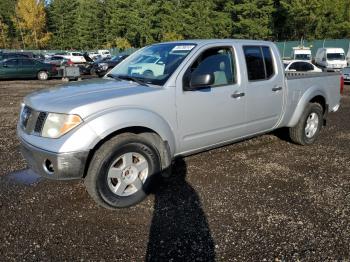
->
[327,53,345,60]
[109,43,196,85]
[295,54,311,60]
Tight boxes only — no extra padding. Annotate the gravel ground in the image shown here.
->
[0,79,349,261]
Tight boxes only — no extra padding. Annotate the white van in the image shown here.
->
[291,47,312,62]
[315,48,347,71]
[346,48,350,66]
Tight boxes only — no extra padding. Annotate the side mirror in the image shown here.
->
[322,58,326,62]
[186,72,214,91]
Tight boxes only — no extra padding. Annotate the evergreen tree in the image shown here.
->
[227,0,275,40]
[47,0,79,49]
[75,0,105,49]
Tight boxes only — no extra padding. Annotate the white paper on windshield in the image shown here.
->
[172,45,195,52]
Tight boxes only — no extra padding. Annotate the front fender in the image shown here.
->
[287,86,327,127]
[86,108,177,156]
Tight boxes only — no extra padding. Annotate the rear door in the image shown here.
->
[243,45,284,134]
[176,44,246,153]
[18,58,38,78]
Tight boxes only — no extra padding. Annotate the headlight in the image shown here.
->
[41,113,82,138]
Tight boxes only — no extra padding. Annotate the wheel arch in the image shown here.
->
[82,109,176,178]
[287,87,327,127]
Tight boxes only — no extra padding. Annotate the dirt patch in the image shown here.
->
[0,80,349,261]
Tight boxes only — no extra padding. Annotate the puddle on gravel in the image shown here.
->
[5,169,42,186]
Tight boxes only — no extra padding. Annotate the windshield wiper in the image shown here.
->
[106,73,122,81]
[107,73,149,87]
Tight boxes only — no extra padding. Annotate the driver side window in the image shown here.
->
[184,47,236,88]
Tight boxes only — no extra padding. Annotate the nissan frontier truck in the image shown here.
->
[17,40,342,208]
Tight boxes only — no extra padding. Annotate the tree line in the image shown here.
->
[0,0,349,50]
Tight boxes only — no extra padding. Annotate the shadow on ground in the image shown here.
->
[146,158,215,261]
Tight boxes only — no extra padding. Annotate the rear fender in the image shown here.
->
[287,86,327,127]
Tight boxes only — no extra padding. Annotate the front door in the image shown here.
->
[176,45,246,154]
[0,59,18,79]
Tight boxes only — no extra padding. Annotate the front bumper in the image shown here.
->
[19,138,89,180]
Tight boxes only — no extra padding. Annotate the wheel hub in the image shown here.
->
[305,112,319,138]
[107,152,149,197]
[121,166,138,183]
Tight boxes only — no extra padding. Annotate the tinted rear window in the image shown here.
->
[244,46,275,81]
[262,47,274,78]
[21,59,35,66]
[243,46,265,80]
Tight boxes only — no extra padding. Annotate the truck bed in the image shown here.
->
[279,72,341,128]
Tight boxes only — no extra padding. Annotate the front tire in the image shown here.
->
[289,103,323,145]
[84,133,161,209]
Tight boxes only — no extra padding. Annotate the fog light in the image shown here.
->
[43,159,54,174]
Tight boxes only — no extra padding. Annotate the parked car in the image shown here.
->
[284,60,322,72]
[88,51,101,61]
[128,54,165,77]
[44,52,56,59]
[98,49,111,59]
[44,55,72,66]
[63,52,86,64]
[91,54,129,76]
[315,48,347,71]
[346,49,350,66]
[17,39,342,209]
[33,53,45,61]
[290,47,312,62]
[341,67,350,83]
[0,57,58,80]
[0,52,31,61]
[77,53,95,75]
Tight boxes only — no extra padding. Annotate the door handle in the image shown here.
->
[272,86,282,92]
[231,92,245,98]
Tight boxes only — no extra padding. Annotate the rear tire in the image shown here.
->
[37,71,48,81]
[289,103,323,145]
[84,133,161,209]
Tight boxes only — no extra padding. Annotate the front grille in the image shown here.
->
[34,112,47,133]
[20,105,47,135]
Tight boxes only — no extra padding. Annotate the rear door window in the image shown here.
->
[262,47,274,78]
[20,59,36,66]
[243,46,265,80]
[303,62,314,71]
[243,46,275,81]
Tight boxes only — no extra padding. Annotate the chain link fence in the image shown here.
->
[2,40,350,60]
[0,47,137,56]
[275,39,350,59]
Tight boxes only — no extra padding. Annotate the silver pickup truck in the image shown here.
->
[17,40,342,208]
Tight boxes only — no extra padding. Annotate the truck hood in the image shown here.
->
[24,78,163,118]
